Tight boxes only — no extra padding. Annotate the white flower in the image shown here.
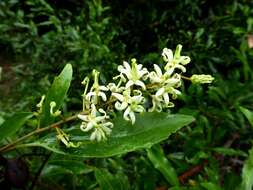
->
[112,89,145,124]
[162,44,191,73]
[78,104,113,141]
[118,58,148,90]
[149,64,181,86]
[148,86,180,112]
[86,70,108,104]
[148,73,181,112]
[107,82,125,93]
[148,94,173,112]
[190,74,214,84]
[86,85,108,103]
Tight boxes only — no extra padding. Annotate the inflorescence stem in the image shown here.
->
[0,115,78,153]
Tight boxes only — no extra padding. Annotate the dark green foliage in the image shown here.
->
[1,0,253,189]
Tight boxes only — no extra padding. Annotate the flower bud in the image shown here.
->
[190,74,214,84]
[50,101,61,117]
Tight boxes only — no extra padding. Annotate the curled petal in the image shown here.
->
[82,122,94,132]
[162,48,173,62]
[149,72,159,83]
[134,105,145,113]
[156,103,163,112]
[165,68,174,76]
[80,122,87,131]
[78,114,89,121]
[133,89,142,96]
[135,80,146,90]
[85,92,96,101]
[98,108,106,115]
[101,126,112,135]
[115,101,128,110]
[90,104,97,117]
[156,87,165,97]
[103,122,114,128]
[90,130,97,141]
[163,93,170,104]
[164,63,174,72]
[138,68,148,77]
[179,56,191,65]
[112,92,124,102]
[98,92,107,101]
[96,130,102,141]
[131,95,144,104]
[107,82,116,90]
[113,73,126,82]
[154,64,163,77]
[123,61,131,71]
[123,107,131,121]
[167,102,175,108]
[175,64,186,72]
[126,80,134,89]
[94,116,106,122]
[165,78,180,86]
[129,111,136,124]
[137,63,143,69]
[99,86,108,91]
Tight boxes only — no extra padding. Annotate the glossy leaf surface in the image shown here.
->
[22,113,194,157]
[147,144,179,186]
[0,112,33,142]
[40,64,73,126]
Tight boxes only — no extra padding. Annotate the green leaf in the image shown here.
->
[0,112,33,142]
[147,144,179,186]
[94,169,129,190]
[212,147,247,157]
[20,113,194,157]
[240,146,253,190]
[239,106,253,128]
[40,64,72,126]
[200,182,223,190]
[47,159,93,175]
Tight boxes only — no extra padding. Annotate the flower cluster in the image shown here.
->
[77,44,214,142]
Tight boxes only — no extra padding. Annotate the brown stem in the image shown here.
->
[178,160,208,184]
[0,115,78,153]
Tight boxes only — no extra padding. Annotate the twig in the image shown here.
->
[178,160,208,184]
[0,115,78,153]
[181,75,191,81]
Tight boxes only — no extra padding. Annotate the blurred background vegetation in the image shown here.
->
[0,0,253,189]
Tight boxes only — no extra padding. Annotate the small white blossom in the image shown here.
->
[118,58,148,90]
[149,94,174,112]
[112,89,145,124]
[149,64,181,86]
[162,44,191,73]
[152,87,176,110]
[148,64,182,111]
[190,74,214,84]
[107,82,125,93]
[78,104,113,141]
[86,70,108,104]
